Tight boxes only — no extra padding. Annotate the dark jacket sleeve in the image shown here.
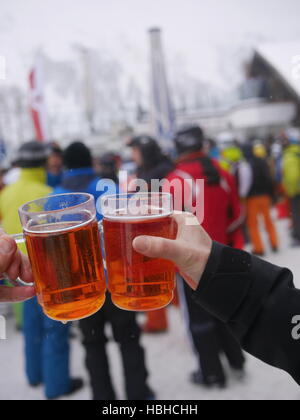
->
[193,242,300,384]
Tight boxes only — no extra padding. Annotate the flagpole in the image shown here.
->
[74,45,96,135]
[149,28,175,153]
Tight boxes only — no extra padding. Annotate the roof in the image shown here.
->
[255,41,300,99]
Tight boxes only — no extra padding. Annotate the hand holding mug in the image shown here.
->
[133,212,213,291]
[0,230,35,303]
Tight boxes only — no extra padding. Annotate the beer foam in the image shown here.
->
[24,218,94,234]
[103,206,172,221]
[24,209,95,234]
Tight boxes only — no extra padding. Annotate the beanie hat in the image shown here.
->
[127,135,158,150]
[63,142,92,169]
[174,125,204,155]
[17,141,49,168]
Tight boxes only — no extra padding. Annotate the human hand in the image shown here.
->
[133,212,212,290]
[0,231,35,302]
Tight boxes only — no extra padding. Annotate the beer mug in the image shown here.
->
[101,193,177,311]
[15,193,106,322]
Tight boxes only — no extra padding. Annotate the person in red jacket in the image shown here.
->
[165,129,244,248]
[164,125,245,389]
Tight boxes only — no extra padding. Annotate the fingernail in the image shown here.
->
[0,238,14,254]
[134,237,150,253]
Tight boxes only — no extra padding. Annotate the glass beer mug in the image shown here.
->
[101,192,177,311]
[15,193,106,322]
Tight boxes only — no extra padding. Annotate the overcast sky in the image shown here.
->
[1,0,300,91]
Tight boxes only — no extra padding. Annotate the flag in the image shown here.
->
[149,28,175,151]
[29,54,48,142]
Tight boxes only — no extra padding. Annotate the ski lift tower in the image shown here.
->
[149,28,176,153]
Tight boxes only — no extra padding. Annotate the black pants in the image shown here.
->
[79,294,150,400]
[291,195,300,242]
[183,281,245,383]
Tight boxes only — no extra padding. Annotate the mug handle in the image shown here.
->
[11,233,25,244]
[98,220,107,271]
[3,233,35,287]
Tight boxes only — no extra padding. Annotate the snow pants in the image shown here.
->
[246,195,278,254]
[79,294,150,400]
[23,297,71,399]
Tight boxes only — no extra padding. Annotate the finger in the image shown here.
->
[5,250,22,281]
[20,255,33,284]
[0,233,17,273]
[0,286,36,303]
[133,235,185,265]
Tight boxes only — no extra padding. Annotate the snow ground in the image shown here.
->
[0,218,300,400]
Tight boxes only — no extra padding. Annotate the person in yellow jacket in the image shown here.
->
[218,132,243,173]
[0,143,52,329]
[282,128,300,246]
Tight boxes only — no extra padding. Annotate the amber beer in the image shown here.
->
[102,193,176,311]
[18,193,106,322]
[25,219,106,321]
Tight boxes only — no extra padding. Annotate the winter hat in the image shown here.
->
[63,142,92,169]
[217,132,236,150]
[127,135,158,150]
[174,125,204,155]
[17,141,49,168]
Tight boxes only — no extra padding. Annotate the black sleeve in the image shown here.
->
[193,242,300,384]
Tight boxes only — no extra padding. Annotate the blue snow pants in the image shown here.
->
[23,297,71,399]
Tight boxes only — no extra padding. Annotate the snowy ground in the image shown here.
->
[0,218,300,400]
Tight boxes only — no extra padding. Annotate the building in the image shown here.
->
[135,41,300,143]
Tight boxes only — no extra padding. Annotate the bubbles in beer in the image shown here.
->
[25,219,106,321]
[103,214,176,311]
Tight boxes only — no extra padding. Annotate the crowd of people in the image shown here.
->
[0,123,300,400]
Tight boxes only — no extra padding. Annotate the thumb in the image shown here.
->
[133,236,183,265]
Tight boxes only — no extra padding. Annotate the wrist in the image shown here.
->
[182,240,213,290]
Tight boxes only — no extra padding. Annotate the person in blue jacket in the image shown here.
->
[55,142,155,400]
